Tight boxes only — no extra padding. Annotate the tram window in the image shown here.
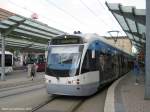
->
[112,53,119,66]
[89,50,99,70]
[99,53,105,71]
[5,55,13,66]
[81,51,90,73]
[104,54,113,72]
[0,55,12,66]
[81,50,98,74]
[0,54,1,66]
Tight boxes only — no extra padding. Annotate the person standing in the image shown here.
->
[27,56,33,77]
[133,59,140,85]
[27,55,35,78]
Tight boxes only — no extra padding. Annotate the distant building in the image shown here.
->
[0,8,14,21]
[105,36,132,54]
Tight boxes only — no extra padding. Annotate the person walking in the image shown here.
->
[31,63,37,80]
[133,59,140,85]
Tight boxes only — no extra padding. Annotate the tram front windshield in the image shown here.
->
[46,45,83,77]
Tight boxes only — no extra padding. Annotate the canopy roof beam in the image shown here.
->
[118,4,136,42]
[3,19,25,36]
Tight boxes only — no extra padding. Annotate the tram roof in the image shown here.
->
[52,33,132,55]
[0,8,66,51]
[106,3,145,51]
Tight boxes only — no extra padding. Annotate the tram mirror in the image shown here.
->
[92,50,95,59]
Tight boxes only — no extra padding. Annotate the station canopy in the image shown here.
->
[106,3,146,51]
[0,8,66,51]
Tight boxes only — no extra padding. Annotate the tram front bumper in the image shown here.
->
[46,83,99,96]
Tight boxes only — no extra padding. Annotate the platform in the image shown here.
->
[105,71,150,112]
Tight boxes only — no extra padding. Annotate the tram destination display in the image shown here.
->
[51,36,82,45]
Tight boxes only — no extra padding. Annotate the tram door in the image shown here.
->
[98,52,118,83]
[104,54,114,80]
[98,53,105,83]
[112,53,120,78]
[98,53,111,82]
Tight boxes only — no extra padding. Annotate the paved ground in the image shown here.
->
[114,71,150,112]
[0,70,51,112]
[0,84,51,112]
[75,89,107,112]
[0,70,107,112]
[0,70,44,89]
[3,70,150,112]
[35,89,107,112]
[5,70,44,80]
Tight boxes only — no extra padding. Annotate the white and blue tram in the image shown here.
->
[45,34,133,96]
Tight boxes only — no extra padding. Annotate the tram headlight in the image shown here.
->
[76,81,80,84]
[46,79,51,83]
[77,79,80,81]
[46,79,49,83]
[76,79,80,84]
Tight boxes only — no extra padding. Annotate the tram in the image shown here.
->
[45,34,133,96]
[0,51,13,74]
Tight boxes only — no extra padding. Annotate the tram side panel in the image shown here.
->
[82,41,120,87]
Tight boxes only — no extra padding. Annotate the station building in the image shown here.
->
[105,36,132,54]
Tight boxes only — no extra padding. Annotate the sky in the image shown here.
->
[0,0,146,36]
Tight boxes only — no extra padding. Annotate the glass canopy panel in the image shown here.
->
[107,3,145,50]
[134,35,140,41]
[9,15,24,21]
[125,32,134,40]
[0,24,9,29]
[5,42,27,47]
[121,6,133,13]
[141,39,145,43]
[108,4,119,10]
[24,20,64,35]
[18,25,55,37]
[113,13,129,30]
[135,9,146,16]
[126,18,137,32]
[0,13,65,51]
[138,23,145,34]
[5,37,46,46]
[132,41,141,46]
[1,20,16,26]
[4,41,45,50]
[14,29,49,39]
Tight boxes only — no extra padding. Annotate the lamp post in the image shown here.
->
[145,0,150,99]
[0,32,5,80]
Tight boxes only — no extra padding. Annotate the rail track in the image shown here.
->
[0,83,45,99]
[31,95,86,112]
[0,80,44,92]
[31,95,57,112]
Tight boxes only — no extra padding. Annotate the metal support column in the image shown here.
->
[145,0,150,99]
[0,32,5,80]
